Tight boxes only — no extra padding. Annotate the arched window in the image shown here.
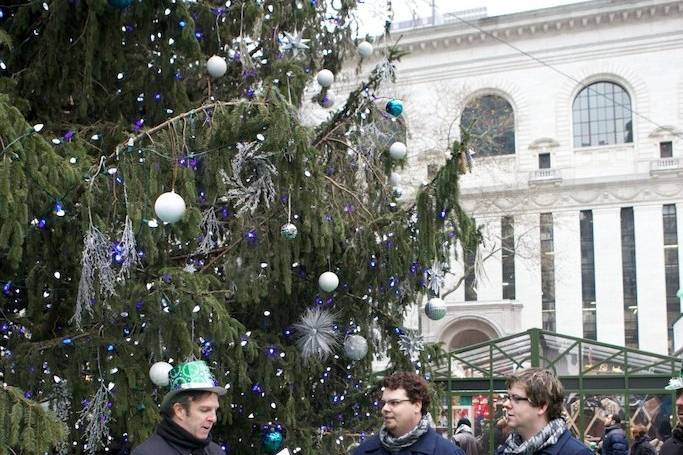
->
[573,81,633,148]
[460,94,515,157]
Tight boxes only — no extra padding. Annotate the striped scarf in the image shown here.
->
[502,418,567,455]
[379,414,431,453]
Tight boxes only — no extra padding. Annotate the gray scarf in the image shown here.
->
[502,418,566,455]
[379,414,431,452]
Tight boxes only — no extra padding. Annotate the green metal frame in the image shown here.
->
[430,328,681,453]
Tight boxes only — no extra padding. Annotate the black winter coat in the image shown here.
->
[661,426,683,455]
[630,436,656,455]
[131,431,225,455]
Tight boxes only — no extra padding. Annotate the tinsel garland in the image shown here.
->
[76,382,111,455]
[71,225,117,328]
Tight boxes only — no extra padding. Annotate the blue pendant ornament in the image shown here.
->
[108,0,133,8]
[385,99,404,117]
[262,430,284,454]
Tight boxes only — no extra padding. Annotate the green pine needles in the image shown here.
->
[0,385,67,455]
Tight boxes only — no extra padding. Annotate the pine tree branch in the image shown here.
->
[323,175,374,219]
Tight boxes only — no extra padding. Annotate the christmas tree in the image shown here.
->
[0,1,479,454]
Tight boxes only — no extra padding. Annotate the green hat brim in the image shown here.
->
[665,377,683,391]
[160,385,226,412]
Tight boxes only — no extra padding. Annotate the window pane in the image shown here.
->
[461,95,515,157]
[573,82,633,147]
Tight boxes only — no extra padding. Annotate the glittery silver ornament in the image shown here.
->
[280,223,298,240]
[343,334,368,361]
[425,297,447,321]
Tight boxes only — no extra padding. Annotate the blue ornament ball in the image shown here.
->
[385,99,404,117]
[262,430,284,454]
[108,0,133,9]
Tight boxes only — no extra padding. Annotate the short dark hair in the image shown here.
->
[383,372,430,416]
[610,414,622,425]
[163,390,216,418]
[506,368,564,421]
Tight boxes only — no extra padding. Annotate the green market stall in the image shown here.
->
[430,328,682,453]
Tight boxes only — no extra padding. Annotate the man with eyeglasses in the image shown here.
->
[497,368,591,455]
[353,371,463,455]
[660,369,683,455]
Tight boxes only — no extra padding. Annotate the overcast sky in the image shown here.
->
[355,0,592,35]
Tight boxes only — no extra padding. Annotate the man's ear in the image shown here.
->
[172,402,186,419]
[536,402,548,418]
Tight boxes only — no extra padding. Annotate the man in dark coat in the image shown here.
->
[661,370,683,455]
[496,368,592,455]
[601,414,627,455]
[452,417,481,455]
[353,371,463,455]
[131,360,227,455]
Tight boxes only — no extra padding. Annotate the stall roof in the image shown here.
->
[430,328,682,380]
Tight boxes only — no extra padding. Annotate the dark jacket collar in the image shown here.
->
[361,427,438,454]
[538,430,571,455]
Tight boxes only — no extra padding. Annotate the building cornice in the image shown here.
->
[388,0,683,55]
[459,172,683,216]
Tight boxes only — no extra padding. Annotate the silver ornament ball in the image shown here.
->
[206,55,227,78]
[318,271,339,293]
[343,335,368,361]
[280,223,298,240]
[389,142,407,160]
[316,69,335,88]
[357,41,373,58]
[149,361,173,387]
[154,191,186,224]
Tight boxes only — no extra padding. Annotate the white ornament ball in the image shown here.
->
[316,69,334,88]
[389,172,402,186]
[154,191,186,224]
[149,361,173,387]
[389,142,407,160]
[319,91,335,109]
[425,297,447,321]
[318,271,339,293]
[344,335,369,361]
[357,41,373,58]
[206,55,227,78]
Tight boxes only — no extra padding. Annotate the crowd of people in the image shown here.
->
[129,361,683,455]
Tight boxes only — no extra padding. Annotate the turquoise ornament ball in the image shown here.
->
[262,430,284,454]
[385,99,404,117]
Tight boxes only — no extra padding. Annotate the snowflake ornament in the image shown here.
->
[279,30,310,57]
[398,329,424,363]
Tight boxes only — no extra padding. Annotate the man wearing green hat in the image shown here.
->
[131,360,227,455]
[661,370,683,455]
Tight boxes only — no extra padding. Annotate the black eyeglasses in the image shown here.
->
[377,399,412,408]
[501,394,531,404]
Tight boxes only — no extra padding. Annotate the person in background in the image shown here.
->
[452,417,481,455]
[630,424,656,455]
[661,370,683,455]
[497,367,591,455]
[601,414,628,455]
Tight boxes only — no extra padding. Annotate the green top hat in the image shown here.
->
[160,360,226,412]
[665,368,683,391]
